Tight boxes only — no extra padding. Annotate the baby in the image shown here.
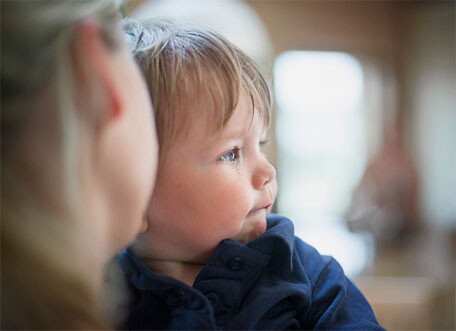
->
[118,19,384,330]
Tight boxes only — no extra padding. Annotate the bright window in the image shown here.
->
[274,51,371,276]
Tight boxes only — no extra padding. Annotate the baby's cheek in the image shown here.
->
[221,194,251,231]
[198,181,251,237]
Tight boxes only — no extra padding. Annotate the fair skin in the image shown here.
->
[73,19,158,285]
[134,93,277,286]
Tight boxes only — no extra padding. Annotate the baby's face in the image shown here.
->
[138,93,277,263]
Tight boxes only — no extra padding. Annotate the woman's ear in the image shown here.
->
[71,18,124,126]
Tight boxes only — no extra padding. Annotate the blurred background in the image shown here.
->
[125,1,455,329]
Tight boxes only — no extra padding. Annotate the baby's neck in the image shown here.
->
[142,259,205,287]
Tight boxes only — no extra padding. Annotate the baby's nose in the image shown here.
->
[253,157,276,189]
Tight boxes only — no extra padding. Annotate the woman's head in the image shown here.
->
[1,0,158,328]
[2,0,158,256]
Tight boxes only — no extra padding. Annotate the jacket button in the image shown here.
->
[206,292,220,308]
[166,289,186,307]
[227,256,244,271]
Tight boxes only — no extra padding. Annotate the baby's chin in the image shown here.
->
[230,217,267,244]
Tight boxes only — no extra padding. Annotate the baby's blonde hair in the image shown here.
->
[123,18,272,159]
[1,1,123,329]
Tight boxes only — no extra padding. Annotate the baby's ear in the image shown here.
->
[71,18,124,128]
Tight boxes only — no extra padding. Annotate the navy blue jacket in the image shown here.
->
[118,214,384,330]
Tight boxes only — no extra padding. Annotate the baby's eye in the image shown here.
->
[218,148,240,163]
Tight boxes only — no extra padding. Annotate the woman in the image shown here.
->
[1,0,158,328]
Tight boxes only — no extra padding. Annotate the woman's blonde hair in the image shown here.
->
[122,18,272,160]
[1,1,124,329]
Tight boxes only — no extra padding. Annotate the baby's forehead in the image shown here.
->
[193,104,268,140]
[163,79,270,155]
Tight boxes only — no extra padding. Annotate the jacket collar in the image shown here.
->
[118,214,295,298]
[118,247,189,296]
[248,214,295,274]
[117,215,295,326]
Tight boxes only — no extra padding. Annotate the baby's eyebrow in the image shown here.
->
[214,126,247,141]
[221,121,268,141]
[221,131,245,140]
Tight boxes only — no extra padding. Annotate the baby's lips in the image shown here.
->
[249,202,273,215]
